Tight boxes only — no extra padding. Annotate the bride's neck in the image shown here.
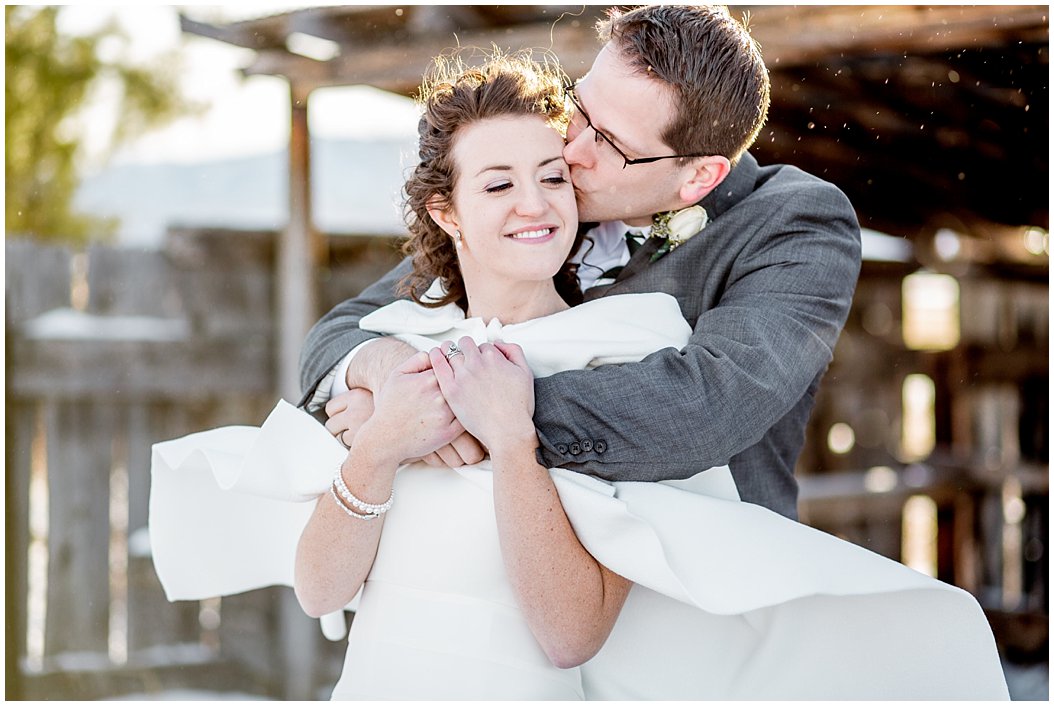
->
[463,279,569,325]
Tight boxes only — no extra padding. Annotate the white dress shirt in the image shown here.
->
[574,220,650,290]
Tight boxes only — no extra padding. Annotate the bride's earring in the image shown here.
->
[453,230,463,250]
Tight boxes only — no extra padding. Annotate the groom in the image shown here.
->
[298,5,861,521]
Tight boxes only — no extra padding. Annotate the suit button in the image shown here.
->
[594,440,607,454]
[581,439,593,452]
[569,442,582,455]
[556,443,569,454]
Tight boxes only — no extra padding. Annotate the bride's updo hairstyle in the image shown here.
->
[398,50,582,310]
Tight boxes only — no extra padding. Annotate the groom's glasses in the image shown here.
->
[563,82,707,169]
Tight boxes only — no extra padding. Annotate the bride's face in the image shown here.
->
[435,115,578,289]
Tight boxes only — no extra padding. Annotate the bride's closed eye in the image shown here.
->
[484,180,513,194]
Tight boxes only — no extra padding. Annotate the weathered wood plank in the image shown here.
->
[747,5,1049,68]
[164,227,275,339]
[954,492,981,594]
[125,402,200,652]
[4,240,71,326]
[227,5,1048,92]
[219,588,281,694]
[9,337,275,399]
[6,396,35,698]
[278,590,320,700]
[240,15,608,92]
[21,647,268,701]
[320,234,405,311]
[87,245,181,318]
[7,289,35,699]
[278,81,319,402]
[44,400,116,656]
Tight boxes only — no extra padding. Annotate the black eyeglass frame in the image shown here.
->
[563,82,707,169]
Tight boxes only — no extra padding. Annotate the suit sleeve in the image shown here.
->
[532,180,862,481]
[297,257,414,407]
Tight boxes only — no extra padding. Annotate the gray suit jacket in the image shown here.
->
[298,153,861,519]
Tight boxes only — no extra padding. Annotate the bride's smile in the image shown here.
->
[504,225,558,242]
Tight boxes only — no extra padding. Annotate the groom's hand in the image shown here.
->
[419,430,486,468]
[345,337,420,393]
[324,388,375,449]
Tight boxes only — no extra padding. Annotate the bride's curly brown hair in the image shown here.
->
[397,50,583,310]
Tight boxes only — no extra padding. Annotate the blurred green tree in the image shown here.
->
[5,6,195,243]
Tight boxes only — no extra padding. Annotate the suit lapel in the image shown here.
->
[618,234,661,280]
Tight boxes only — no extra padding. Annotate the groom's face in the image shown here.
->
[564,43,694,227]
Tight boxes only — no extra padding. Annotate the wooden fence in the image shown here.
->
[5,229,403,700]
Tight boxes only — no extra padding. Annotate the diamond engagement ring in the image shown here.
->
[445,342,463,359]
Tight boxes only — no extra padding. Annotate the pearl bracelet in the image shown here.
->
[329,486,378,520]
[333,463,394,516]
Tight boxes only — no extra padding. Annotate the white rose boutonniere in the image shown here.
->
[649,204,708,262]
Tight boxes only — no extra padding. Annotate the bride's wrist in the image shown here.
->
[347,426,402,478]
[486,426,540,466]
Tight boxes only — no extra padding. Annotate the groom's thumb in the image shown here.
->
[396,350,433,375]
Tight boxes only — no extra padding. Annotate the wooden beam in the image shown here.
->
[744,5,1048,69]
[277,81,318,403]
[192,5,1047,90]
[241,19,603,94]
[178,14,272,51]
[275,83,321,702]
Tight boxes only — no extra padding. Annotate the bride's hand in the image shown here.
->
[429,337,537,455]
[360,351,464,465]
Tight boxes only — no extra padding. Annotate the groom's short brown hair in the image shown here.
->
[598,5,770,165]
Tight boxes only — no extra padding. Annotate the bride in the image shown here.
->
[150,52,1008,700]
[294,52,633,696]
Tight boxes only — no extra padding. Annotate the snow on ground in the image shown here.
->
[100,661,1048,701]
[108,690,271,700]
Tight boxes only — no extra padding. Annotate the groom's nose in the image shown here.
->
[563,130,595,169]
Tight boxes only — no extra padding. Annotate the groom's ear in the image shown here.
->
[426,197,458,236]
[678,156,731,204]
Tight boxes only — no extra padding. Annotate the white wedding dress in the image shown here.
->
[150,290,1008,700]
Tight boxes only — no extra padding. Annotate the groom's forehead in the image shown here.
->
[581,55,677,146]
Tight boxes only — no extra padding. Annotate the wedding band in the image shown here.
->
[445,342,463,359]
[335,429,350,449]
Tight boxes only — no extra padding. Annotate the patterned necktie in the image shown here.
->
[624,230,646,256]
